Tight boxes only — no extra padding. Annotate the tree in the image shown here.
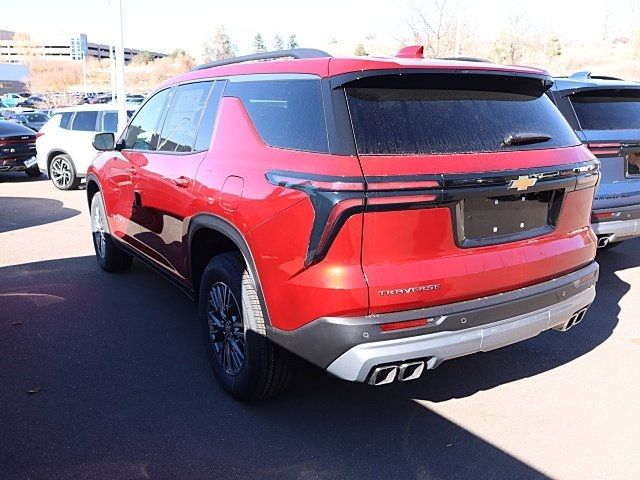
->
[492,14,529,64]
[546,36,562,59]
[131,51,154,65]
[288,34,299,49]
[354,43,368,56]
[253,33,267,53]
[405,0,455,57]
[169,48,187,58]
[202,25,237,62]
[273,33,285,51]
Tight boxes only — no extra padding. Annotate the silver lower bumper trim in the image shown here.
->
[592,219,640,242]
[326,286,596,382]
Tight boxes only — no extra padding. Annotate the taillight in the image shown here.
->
[380,318,430,332]
[586,142,622,157]
[592,211,620,221]
[35,132,45,139]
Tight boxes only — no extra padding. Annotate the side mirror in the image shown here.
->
[93,132,115,151]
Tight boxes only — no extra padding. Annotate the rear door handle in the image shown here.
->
[171,176,191,188]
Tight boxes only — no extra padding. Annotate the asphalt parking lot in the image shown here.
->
[1,172,640,480]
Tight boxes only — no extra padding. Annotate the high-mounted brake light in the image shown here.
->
[380,318,429,332]
[395,45,425,59]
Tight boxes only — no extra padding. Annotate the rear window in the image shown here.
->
[571,90,640,130]
[345,74,579,155]
[224,78,328,153]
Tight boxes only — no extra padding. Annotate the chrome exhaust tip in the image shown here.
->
[368,365,398,386]
[397,361,425,382]
[554,306,590,331]
[597,235,615,248]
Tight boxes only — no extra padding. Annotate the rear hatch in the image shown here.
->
[569,88,640,210]
[341,71,598,313]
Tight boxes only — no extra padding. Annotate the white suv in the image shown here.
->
[36,104,135,190]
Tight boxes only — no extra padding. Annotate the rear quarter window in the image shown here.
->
[224,78,329,153]
[345,74,580,155]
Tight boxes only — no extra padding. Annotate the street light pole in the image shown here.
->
[113,0,127,134]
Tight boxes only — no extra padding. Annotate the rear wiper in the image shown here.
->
[502,133,552,147]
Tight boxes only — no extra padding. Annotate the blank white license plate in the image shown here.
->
[23,157,37,168]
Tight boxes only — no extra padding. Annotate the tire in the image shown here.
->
[25,166,43,177]
[199,252,292,400]
[90,193,132,272]
[49,154,81,190]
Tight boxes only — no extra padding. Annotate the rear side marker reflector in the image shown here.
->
[380,318,429,332]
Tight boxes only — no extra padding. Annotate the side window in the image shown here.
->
[224,78,329,153]
[157,82,213,152]
[102,111,118,133]
[123,88,170,150]
[59,112,73,129]
[194,81,225,151]
[71,111,99,131]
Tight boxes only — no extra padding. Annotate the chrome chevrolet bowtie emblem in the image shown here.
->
[509,175,538,191]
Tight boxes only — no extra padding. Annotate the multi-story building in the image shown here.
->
[0,30,165,64]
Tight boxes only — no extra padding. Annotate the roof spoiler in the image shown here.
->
[193,48,332,71]
[569,71,624,81]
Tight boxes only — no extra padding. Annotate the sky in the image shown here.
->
[1,0,638,61]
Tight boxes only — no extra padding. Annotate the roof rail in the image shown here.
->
[437,56,491,63]
[193,48,332,71]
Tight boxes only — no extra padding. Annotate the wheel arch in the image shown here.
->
[85,173,102,207]
[188,214,272,328]
[46,149,72,172]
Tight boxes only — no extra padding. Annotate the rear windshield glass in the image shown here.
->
[345,74,579,155]
[571,90,640,130]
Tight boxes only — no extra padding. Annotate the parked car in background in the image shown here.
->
[2,111,49,131]
[16,95,48,109]
[549,72,640,248]
[0,121,40,176]
[36,104,134,189]
[0,93,24,107]
[86,47,599,400]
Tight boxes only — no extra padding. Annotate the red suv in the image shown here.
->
[87,47,600,400]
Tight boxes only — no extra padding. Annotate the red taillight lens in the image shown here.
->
[380,318,429,332]
[35,132,45,139]
[592,211,619,221]
[586,142,622,157]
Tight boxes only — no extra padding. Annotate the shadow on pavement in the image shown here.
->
[0,256,552,479]
[0,197,81,233]
[0,172,48,184]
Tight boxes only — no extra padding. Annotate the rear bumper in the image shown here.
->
[0,156,37,172]
[592,205,640,243]
[267,262,598,382]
